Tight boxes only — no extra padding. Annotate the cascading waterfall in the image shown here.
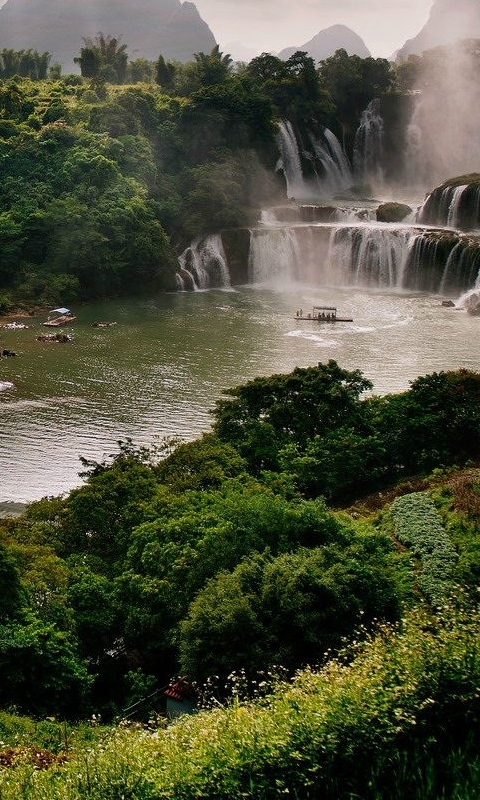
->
[417,183,480,230]
[276,120,306,199]
[177,234,230,290]
[446,186,469,228]
[353,99,385,188]
[276,120,352,198]
[309,128,352,194]
[179,223,480,295]
[404,97,428,190]
[326,226,412,288]
[248,228,303,284]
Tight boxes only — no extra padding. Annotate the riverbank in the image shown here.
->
[0,502,27,518]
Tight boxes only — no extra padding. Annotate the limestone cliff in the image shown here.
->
[0,0,217,71]
[278,24,370,63]
[396,0,480,61]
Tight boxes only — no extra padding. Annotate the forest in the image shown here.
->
[0,360,479,797]
[0,37,410,311]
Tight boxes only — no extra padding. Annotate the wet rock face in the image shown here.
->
[464,291,480,316]
[417,175,480,231]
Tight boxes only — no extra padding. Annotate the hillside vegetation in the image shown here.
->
[0,40,401,311]
[0,362,479,797]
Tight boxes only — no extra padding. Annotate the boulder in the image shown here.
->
[376,202,412,223]
[464,291,480,316]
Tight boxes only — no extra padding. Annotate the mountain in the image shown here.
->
[278,24,370,63]
[396,0,480,60]
[0,0,217,71]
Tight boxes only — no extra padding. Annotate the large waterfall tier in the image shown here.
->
[276,120,352,199]
[177,224,480,295]
[417,179,480,231]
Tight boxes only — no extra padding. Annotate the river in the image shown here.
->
[0,284,478,504]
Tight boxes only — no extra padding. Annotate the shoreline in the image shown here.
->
[0,501,27,518]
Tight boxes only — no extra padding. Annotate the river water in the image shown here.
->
[0,285,479,504]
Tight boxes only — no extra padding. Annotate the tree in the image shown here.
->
[179,532,399,682]
[318,49,394,143]
[127,58,154,84]
[0,542,26,621]
[74,33,128,84]
[155,54,176,91]
[213,360,372,471]
[0,617,91,717]
[193,45,233,88]
[244,50,334,125]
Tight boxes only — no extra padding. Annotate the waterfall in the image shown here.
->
[446,186,468,228]
[353,99,385,188]
[177,234,230,290]
[277,120,352,198]
[405,98,428,189]
[178,223,480,296]
[276,120,305,199]
[417,183,480,229]
[308,128,352,194]
[248,228,303,284]
[326,226,412,288]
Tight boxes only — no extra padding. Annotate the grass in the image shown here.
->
[0,600,479,799]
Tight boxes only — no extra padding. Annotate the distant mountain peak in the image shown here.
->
[278,24,370,62]
[396,0,480,60]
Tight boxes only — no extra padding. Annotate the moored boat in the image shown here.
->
[43,307,77,327]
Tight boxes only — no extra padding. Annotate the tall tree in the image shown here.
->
[74,33,128,84]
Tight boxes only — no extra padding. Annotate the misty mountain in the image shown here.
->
[278,24,370,63]
[396,0,480,61]
[0,0,217,71]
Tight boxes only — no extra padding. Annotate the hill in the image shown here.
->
[278,24,370,63]
[0,0,217,72]
[396,0,480,61]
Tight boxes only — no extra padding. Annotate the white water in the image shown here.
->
[177,234,230,289]
[276,119,306,199]
[180,218,480,297]
[276,120,352,199]
[309,128,352,194]
[353,99,385,189]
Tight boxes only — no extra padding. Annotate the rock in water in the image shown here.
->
[464,291,480,316]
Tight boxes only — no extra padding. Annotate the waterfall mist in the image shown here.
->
[405,39,480,189]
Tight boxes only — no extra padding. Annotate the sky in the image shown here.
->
[193,0,435,59]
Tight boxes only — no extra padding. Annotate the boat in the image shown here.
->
[43,307,77,327]
[294,306,353,322]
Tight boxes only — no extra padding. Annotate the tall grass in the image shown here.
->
[0,600,479,798]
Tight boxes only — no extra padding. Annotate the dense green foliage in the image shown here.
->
[390,492,458,604]
[0,40,410,309]
[0,360,478,796]
[0,362,479,720]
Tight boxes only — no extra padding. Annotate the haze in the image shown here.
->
[0,0,434,59]
[193,0,434,58]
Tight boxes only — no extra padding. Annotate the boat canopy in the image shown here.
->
[313,306,337,312]
[50,307,71,315]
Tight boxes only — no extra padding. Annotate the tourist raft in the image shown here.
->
[295,306,353,322]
